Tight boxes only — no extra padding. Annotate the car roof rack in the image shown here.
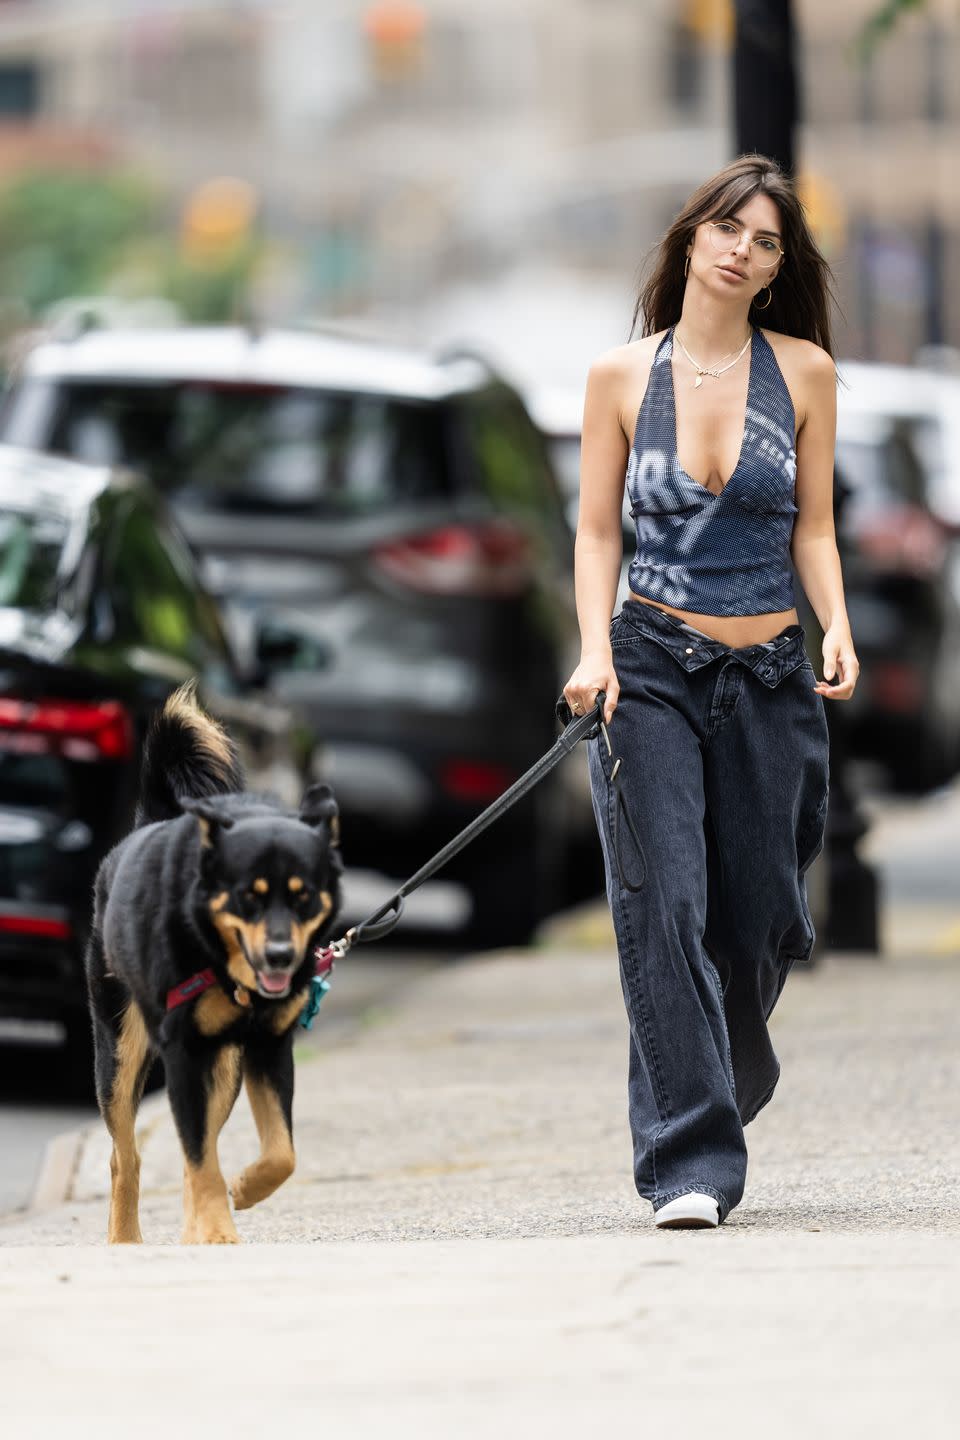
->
[430,342,497,375]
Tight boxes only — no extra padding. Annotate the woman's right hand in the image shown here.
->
[562,647,620,726]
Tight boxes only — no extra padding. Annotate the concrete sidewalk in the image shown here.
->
[1,899,958,1435]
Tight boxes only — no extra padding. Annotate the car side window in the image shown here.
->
[18,380,454,515]
[105,500,232,681]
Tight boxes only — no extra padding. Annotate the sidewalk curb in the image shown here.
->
[25,1087,171,1216]
[29,1126,85,1213]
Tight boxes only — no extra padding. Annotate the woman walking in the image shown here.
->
[562,154,859,1230]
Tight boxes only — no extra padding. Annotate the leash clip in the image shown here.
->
[329,926,357,961]
[299,926,357,1031]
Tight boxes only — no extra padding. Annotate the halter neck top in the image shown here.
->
[625,324,798,617]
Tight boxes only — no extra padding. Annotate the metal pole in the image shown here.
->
[733,0,798,175]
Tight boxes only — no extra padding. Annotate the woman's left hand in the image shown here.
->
[814,624,859,700]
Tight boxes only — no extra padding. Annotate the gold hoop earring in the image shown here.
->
[753,284,772,310]
[684,254,690,278]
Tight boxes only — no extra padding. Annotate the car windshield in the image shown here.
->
[0,508,70,611]
[35,381,452,516]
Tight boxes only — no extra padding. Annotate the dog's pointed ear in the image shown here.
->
[180,797,235,850]
[298,782,341,848]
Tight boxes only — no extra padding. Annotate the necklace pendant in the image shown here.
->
[694,372,703,388]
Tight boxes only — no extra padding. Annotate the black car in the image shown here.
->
[0,327,598,948]
[832,411,960,792]
[0,444,315,1076]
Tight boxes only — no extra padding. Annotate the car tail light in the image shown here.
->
[0,912,73,939]
[438,758,517,802]
[0,698,134,760]
[371,520,533,595]
[869,661,925,715]
[855,505,947,577]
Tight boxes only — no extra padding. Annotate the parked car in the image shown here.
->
[834,375,960,792]
[835,359,960,533]
[0,326,599,948]
[0,444,315,1079]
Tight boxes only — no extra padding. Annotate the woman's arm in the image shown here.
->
[563,351,632,725]
[790,346,860,700]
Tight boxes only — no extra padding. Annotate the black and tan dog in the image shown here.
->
[84,677,343,1244]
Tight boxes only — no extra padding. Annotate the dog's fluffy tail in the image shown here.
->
[134,677,244,827]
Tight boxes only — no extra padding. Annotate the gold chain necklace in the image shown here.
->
[673,328,752,388]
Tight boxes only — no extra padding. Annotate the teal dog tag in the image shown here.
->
[299,974,331,1031]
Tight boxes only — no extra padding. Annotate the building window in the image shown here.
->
[0,62,39,117]
[667,21,705,115]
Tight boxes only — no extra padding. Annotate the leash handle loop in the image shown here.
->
[605,726,646,893]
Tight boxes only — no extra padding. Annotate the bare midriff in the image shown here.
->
[626,592,800,647]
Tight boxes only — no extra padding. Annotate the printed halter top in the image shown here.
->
[625,324,798,617]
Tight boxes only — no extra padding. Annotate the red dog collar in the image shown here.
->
[166,968,217,1012]
[166,949,336,1015]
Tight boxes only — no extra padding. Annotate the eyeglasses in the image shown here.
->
[705,220,784,268]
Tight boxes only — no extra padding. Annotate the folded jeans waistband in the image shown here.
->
[615,600,807,687]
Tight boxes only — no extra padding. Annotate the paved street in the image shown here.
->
[0,782,957,1435]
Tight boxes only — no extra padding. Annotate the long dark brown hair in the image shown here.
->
[629,153,842,358]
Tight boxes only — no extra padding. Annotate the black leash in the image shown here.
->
[315,689,645,968]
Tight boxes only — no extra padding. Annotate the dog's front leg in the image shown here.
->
[166,1041,243,1243]
[97,999,152,1245]
[230,1029,296,1210]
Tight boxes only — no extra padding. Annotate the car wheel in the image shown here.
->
[795,847,829,968]
[459,790,563,952]
[462,851,543,949]
[888,727,956,794]
[60,1007,97,1101]
[61,1007,164,1101]
[558,824,606,908]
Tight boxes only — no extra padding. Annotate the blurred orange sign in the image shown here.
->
[797,169,847,258]
[181,177,258,262]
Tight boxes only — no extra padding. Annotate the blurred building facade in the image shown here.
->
[0,0,956,361]
[802,0,959,360]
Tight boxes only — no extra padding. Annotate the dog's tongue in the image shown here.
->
[258,971,290,994]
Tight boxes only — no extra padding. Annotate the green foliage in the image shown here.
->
[0,167,263,324]
[0,169,155,314]
[854,0,928,62]
[161,241,260,325]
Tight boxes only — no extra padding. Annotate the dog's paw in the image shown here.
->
[182,1224,241,1245]
[229,1175,254,1211]
[230,1157,294,1210]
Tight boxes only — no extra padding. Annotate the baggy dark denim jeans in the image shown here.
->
[587,599,830,1224]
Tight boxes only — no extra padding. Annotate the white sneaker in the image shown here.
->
[653,1192,720,1229]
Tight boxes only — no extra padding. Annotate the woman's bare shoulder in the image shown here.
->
[759,329,834,388]
[760,327,834,371]
[588,330,668,377]
[759,328,835,431]
[586,331,669,435]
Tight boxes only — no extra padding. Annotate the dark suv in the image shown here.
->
[0,327,598,947]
